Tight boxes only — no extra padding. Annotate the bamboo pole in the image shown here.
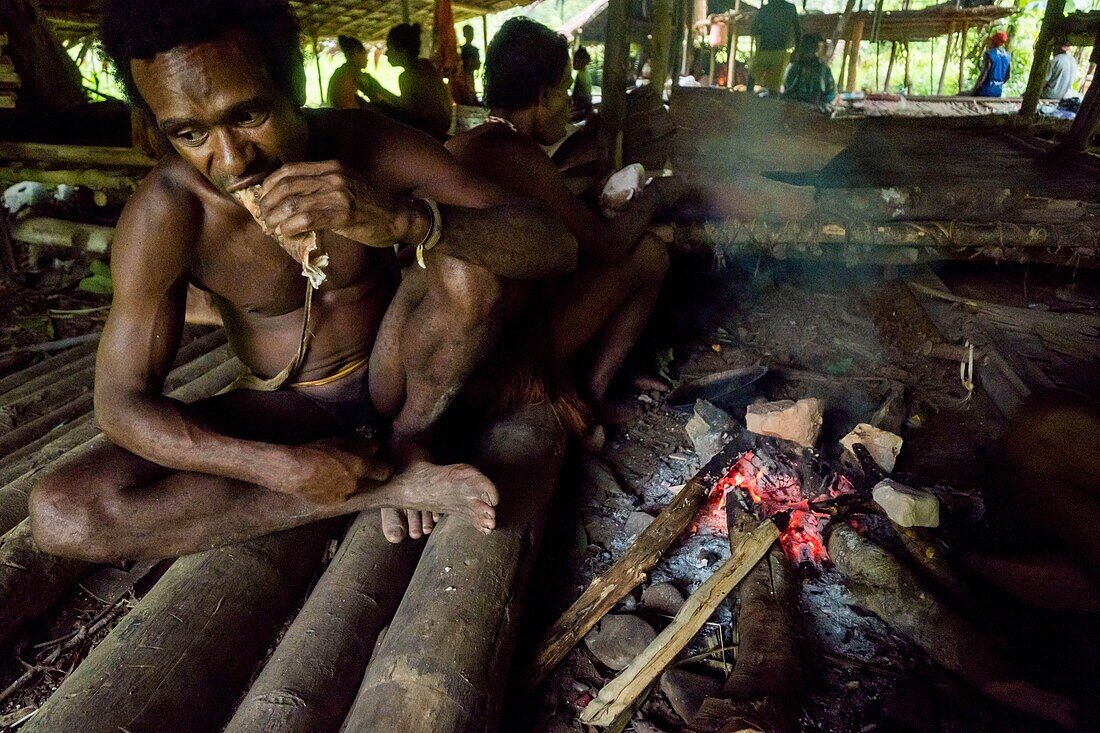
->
[651,0,674,94]
[882,41,897,92]
[845,19,865,92]
[958,23,968,93]
[936,26,955,95]
[1021,0,1068,116]
[601,0,631,166]
[904,40,911,93]
[313,36,324,103]
[400,0,412,24]
[9,217,114,253]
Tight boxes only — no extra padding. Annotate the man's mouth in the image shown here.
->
[224,172,270,194]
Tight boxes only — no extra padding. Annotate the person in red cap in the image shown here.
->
[969,30,1011,97]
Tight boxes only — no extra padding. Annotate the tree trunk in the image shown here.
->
[0,0,84,110]
[342,405,566,733]
[223,512,421,733]
[23,523,334,733]
[1020,0,1068,117]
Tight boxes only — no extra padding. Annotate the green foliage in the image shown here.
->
[79,260,113,296]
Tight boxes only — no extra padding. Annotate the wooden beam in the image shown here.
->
[601,0,631,167]
[957,23,968,94]
[223,513,421,733]
[341,405,566,732]
[400,0,412,24]
[1057,29,1100,152]
[578,520,780,728]
[882,42,897,92]
[0,142,155,168]
[0,166,143,191]
[526,440,746,690]
[845,19,865,92]
[651,0,674,94]
[1021,0,1068,117]
[23,523,334,733]
[903,40,911,93]
[828,0,859,63]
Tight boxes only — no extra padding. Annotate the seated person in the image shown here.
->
[447,18,678,447]
[362,23,452,140]
[327,35,370,109]
[570,46,594,122]
[28,0,578,558]
[781,33,836,105]
[1042,41,1078,100]
[969,31,1011,98]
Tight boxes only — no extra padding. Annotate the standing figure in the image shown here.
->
[327,35,370,109]
[570,46,594,121]
[970,31,1011,98]
[362,23,453,139]
[749,0,801,94]
[452,24,481,106]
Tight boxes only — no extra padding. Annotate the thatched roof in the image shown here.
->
[37,0,529,43]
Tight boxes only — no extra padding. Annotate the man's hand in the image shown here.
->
[278,437,392,505]
[258,161,421,247]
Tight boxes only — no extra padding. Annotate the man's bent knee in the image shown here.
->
[29,471,114,562]
[634,232,670,282]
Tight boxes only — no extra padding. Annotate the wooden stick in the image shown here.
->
[0,141,154,168]
[527,440,747,690]
[22,523,334,733]
[223,512,420,733]
[579,519,779,728]
[9,217,114,254]
[342,404,566,733]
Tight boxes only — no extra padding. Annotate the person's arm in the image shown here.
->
[329,69,360,109]
[455,131,673,266]
[362,74,400,106]
[257,113,577,279]
[95,167,374,503]
[969,53,991,95]
[823,63,837,103]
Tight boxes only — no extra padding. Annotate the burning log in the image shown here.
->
[579,519,780,729]
[828,523,1077,728]
[527,440,747,690]
[342,404,565,732]
[22,523,334,733]
[718,546,802,732]
[223,512,420,733]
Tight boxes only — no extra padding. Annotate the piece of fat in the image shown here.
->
[233,185,328,288]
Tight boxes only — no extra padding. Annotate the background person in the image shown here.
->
[1042,40,1078,100]
[362,23,452,139]
[781,33,836,105]
[327,34,370,108]
[749,0,801,94]
[969,31,1011,98]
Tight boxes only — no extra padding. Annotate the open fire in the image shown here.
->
[695,447,854,569]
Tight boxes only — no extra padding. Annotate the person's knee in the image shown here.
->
[29,470,114,562]
[633,233,670,283]
[431,255,503,327]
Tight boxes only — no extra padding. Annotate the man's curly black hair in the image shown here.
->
[484,18,569,111]
[99,0,306,117]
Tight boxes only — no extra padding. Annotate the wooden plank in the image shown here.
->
[526,439,746,690]
[22,523,333,733]
[342,404,566,733]
[579,519,779,728]
[223,512,420,733]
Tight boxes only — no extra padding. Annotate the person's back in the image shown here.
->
[752,0,800,52]
[973,32,1011,97]
[402,58,452,135]
[1043,48,1077,99]
[781,34,834,104]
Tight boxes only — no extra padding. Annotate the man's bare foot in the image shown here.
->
[378,461,499,543]
[631,373,668,392]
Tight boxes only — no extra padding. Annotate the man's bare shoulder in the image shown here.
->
[447,124,555,176]
[115,156,203,260]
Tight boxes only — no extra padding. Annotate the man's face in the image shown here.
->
[534,60,572,146]
[352,48,368,70]
[131,29,306,196]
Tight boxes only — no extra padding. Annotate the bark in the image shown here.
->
[23,523,334,733]
[342,404,566,733]
[223,512,420,733]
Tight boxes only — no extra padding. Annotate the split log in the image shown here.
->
[0,142,155,168]
[828,523,1077,728]
[0,165,144,191]
[0,342,96,397]
[342,404,566,733]
[23,523,333,733]
[9,216,114,254]
[719,546,802,732]
[527,440,747,690]
[223,512,420,733]
[579,520,780,729]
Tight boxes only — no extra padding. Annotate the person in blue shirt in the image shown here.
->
[969,31,1011,97]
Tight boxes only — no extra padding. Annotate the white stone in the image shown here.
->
[840,423,904,472]
[745,397,824,447]
[685,399,734,462]
[873,479,940,528]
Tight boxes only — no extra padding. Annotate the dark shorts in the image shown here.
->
[290,363,388,441]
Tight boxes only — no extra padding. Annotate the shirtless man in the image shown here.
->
[447,18,676,442]
[27,0,575,560]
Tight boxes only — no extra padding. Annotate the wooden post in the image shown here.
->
[937,26,955,95]
[845,19,864,92]
[1057,30,1100,153]
[601,0,630,167]
[400,0,412,24]
[708,45,717,86]
[1020,0,1067,116]
[828,0,858,63]
[670,0,685,86]
[903,40,911,93]
[882,41,897,92]
[482,13,489,52]
[958,23,968,93]
[680,0,692,76]
[313,36,324,103]
[651,0,674,94]
[0,0,85,110]
[341,406,566,733]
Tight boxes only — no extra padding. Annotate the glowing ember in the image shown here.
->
[698,449,854,567]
